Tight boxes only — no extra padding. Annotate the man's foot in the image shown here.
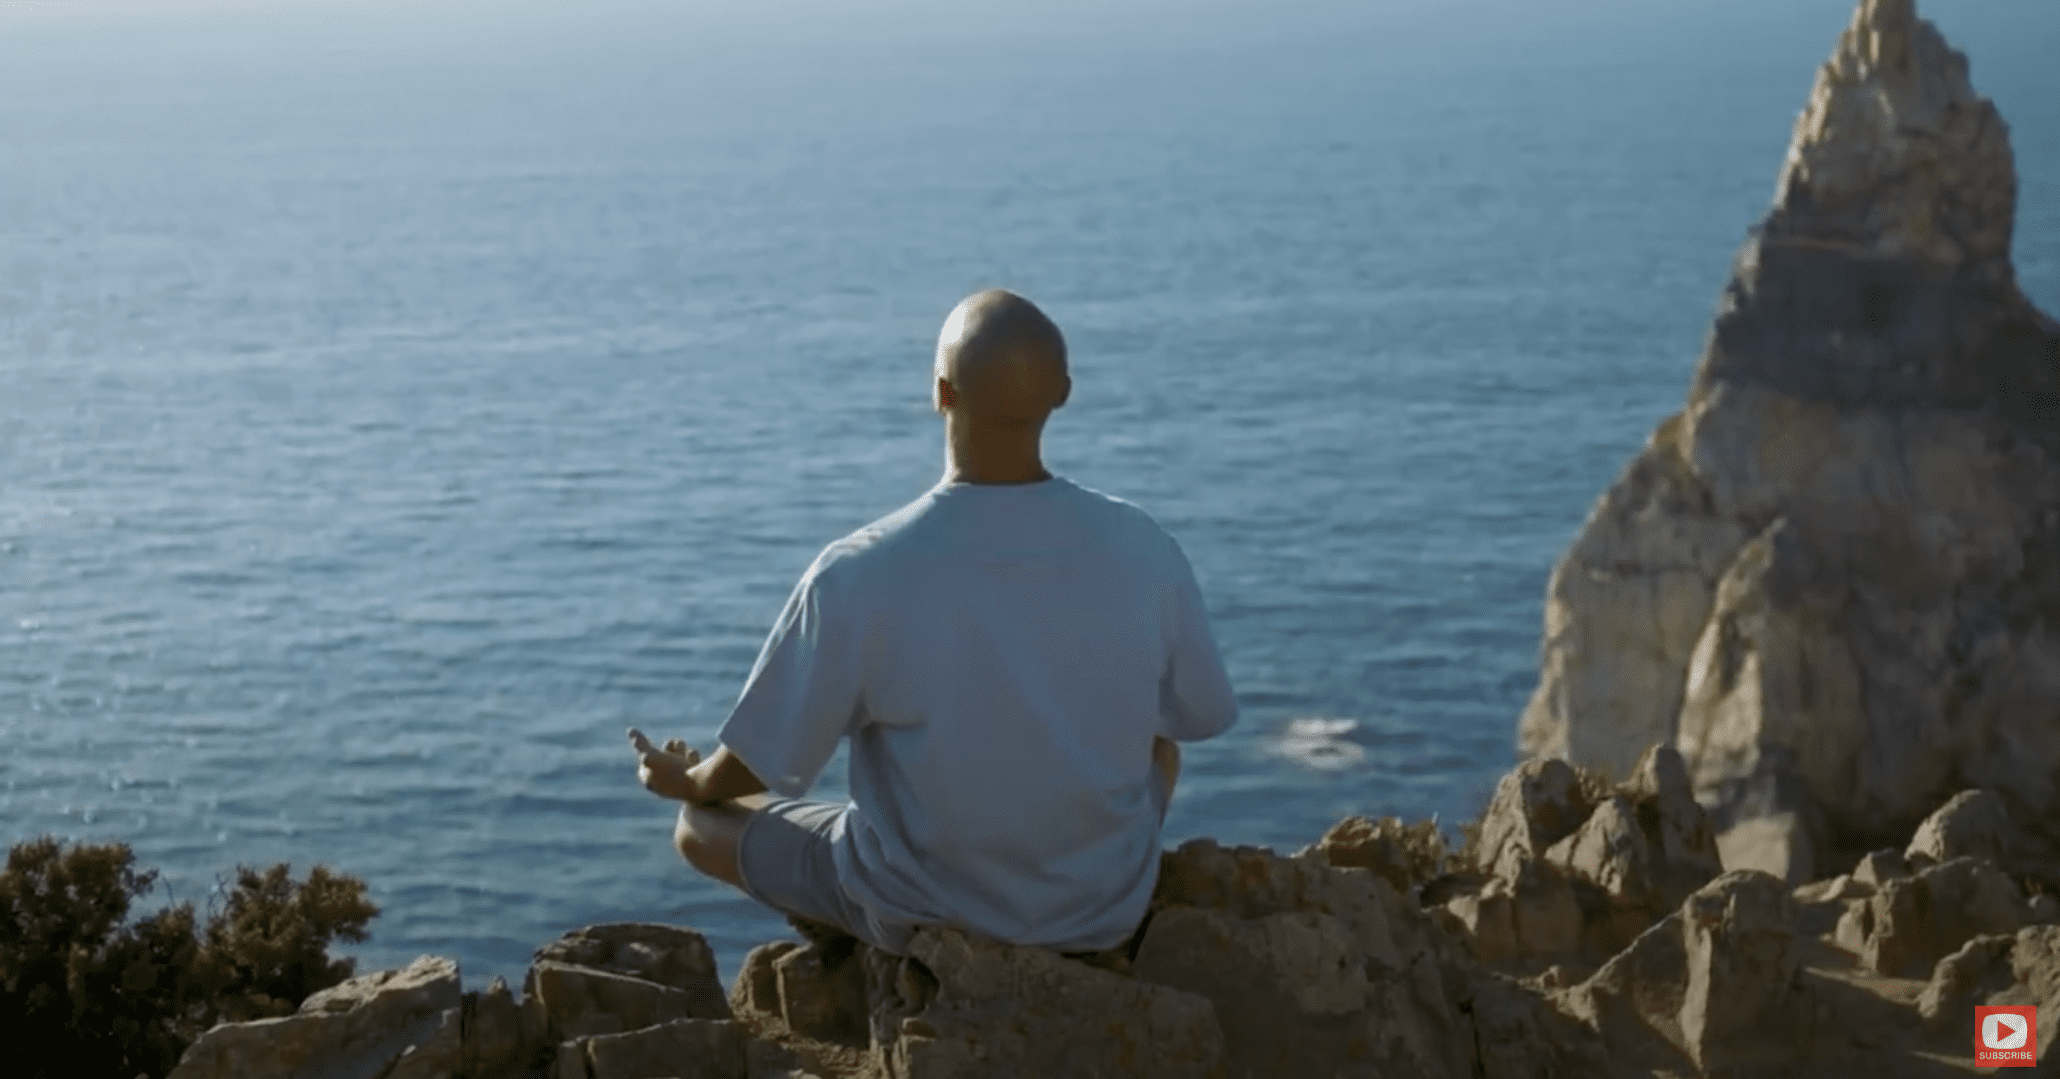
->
[787,912,862,951]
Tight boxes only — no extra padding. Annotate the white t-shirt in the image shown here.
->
[717,475,1238,952]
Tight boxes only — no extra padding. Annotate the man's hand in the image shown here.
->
[628,727,702,803]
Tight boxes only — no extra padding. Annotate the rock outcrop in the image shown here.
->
[170,925,749,1079]
[1433,748,1725,969]
[1832,854,2038,978]
[1516,0,2060,885]
[522,923,738,1079]
[165,774,2060,1079]
[1555,871,1815,1075]
[1137,838,1602,1079]
[865,924,1225,1079]
[168,955,465,1079]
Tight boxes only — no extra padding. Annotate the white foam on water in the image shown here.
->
[1273,716,1368,772]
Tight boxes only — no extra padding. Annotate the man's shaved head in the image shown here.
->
[934,289,1070,425]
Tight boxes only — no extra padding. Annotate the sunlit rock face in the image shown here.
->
[1768,0,2017,274]
[1517,0,2060,883]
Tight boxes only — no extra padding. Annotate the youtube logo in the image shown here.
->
[1977,1006,2039,1067]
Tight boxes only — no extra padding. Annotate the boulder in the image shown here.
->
[1441,877,1518,965]
[1618,745,1724,907]
[1300,814,1440,894]
[1914,926,2060,1068]
[1794,874,1874,905]
[730,940,803,1033]
[1837,855,2033,976]
[1458,759,1601,964]
[775,939,869,1046]
[725,937,869,1047]
[382,1010,462,1079]
[1475,759,1596,877]
[1501,855,1583,962]
[1140,838,1602,1079]
[2000,926,2060,1068]
[1795,874,1876,936]
[463,976,530,1079]
[575,1017,747,1079]
[1915,933,2016,1036]
[168,954,463,1079]
[1905,788,2014,870]
[1137,904,1416,1077]
[1852,848,1911,886]
[866,926,1224,1079]
[1545,796,1650,905]
[1438,747,1724,969]
[1460,973,1614,1079]
[531,922,731,1020]
[1559,871,1811,1074]
[1515,0,2060,867]
[1543,772,1721,962]
[1675,873,1810,1071]
[531,961,713,1041]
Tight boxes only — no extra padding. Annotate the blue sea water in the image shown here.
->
[3,0,2056,990]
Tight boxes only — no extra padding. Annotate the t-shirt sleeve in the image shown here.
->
[716,554,864,798]
[1158,533,1238,742]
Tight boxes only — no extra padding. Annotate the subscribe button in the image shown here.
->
[1978,1006,2040,1067]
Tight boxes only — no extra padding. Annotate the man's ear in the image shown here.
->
[1053,373,1071,410]
[935,376,957,413]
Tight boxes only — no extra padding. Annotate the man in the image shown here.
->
[628,288,1238,955]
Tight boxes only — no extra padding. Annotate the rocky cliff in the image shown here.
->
[161,751,2060,1079]
[1517,0,2060,884]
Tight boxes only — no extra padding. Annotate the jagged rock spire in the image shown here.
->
[1519,0,2060,892]
[1765,0,2016,275]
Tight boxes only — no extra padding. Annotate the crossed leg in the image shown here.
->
[674,738,1183,892]
[672,793,771,890]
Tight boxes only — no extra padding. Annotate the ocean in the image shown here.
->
[4,0,2055,989]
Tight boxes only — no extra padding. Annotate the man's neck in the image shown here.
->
[942,426,1052,486]
[941,462,1052,486]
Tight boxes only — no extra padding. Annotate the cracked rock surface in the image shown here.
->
[1516,0,2060,888]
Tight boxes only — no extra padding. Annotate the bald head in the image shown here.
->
[933,289,1070,426]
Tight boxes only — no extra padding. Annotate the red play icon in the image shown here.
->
[1976,1005,2039,1067]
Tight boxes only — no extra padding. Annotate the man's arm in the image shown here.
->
[714,552,865,798]
[629,729,771,805]
[687,745,768,805]
[1160,537,1238,742]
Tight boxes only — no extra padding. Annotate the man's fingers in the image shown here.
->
[664,739,686,755]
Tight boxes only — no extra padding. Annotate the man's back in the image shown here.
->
[719,475,1238,952]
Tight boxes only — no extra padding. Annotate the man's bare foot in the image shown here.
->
[787,913,861,955]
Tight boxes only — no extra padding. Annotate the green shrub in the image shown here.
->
[0,837,379,1079]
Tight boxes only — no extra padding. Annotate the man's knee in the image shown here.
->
[673,803,749,887]
[671,809,709,865]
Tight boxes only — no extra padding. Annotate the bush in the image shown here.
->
[0,837,379,1079]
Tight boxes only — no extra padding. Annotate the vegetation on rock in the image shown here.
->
[0,836,378,1079]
